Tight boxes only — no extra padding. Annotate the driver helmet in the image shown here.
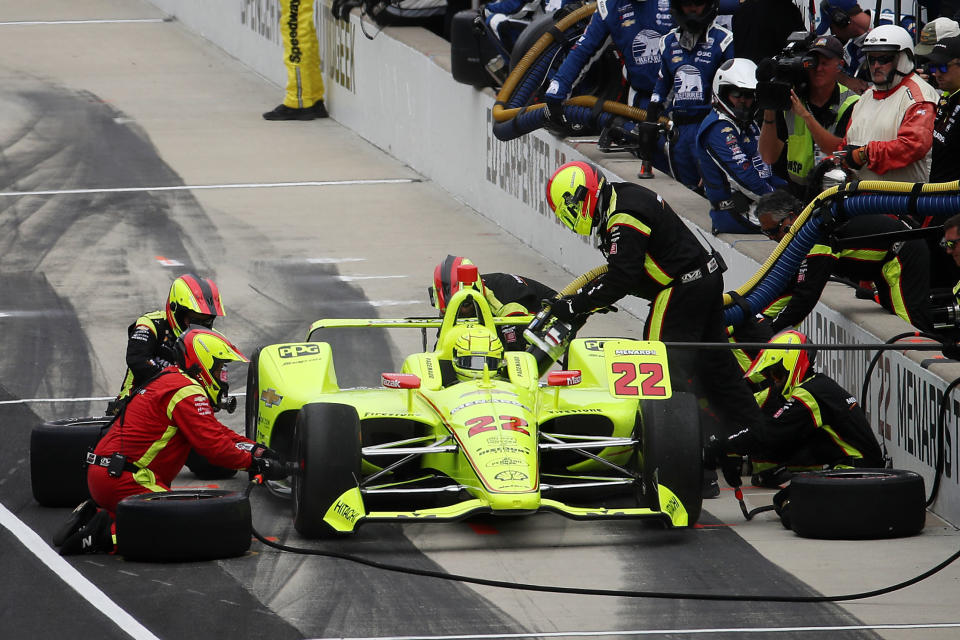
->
[451,325,504,381]
[861,24,916,89]
[712,58,759,125]
[743,330,816,398]
[546,161,607,236]
[175,327,248,410]
[166,274,225,337]
[430,255,486,313]
[669,0,719,36]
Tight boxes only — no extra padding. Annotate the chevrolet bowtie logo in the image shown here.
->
[260,388,283,407]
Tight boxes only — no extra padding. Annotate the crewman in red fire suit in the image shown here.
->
[54,327,287,555]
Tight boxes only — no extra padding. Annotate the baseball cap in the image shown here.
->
[816,0,863,35]
[926,35,960,64]
[809,35,845,59]
[916,17,960,56]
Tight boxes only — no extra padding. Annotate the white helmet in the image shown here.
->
[712,58,759,124]
[861,25,915,88]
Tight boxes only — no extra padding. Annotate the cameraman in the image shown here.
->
[758,35,859,199]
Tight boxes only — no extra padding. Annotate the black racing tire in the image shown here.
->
[787,469,926,540]
[185,450,238,480]
[116,489,251,562]
[244,347,262,442]
[292,403,362,538]
[30,417,113,507]
[641,392,703,526]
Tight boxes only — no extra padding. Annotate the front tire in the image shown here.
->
[292,403,362,538]
[641,392,703,526]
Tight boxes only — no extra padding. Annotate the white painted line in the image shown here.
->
[309,622,960,640]
[338,275,408,282]
[0,392,247,406]
[368,300,423,307]
[0,502,161,640]
[0,19,167,26]
[307,258,367,264]
[0,179,418,198]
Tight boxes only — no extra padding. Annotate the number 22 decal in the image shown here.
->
[611,362,667,396]
[466,415,530,437]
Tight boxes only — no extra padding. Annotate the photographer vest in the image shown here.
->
[844,74,940,183]
[784,85,858,185]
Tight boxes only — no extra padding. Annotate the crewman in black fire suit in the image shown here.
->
[545,161,768,495]
[109,274,225,414]
[755,190,932,334]
[429,255,557,350]
[704,330,884,488]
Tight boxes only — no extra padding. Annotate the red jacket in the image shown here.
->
[94,367,254,489]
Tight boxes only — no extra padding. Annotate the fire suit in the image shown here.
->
[545,0,675,110]
[650,21,734,187]
[748,373,884,468]
[559,182,767,436]
[481,272,557,350]
[696,108,785,234]
[931,88,960,183]
[280,0,325,110]
[89,367,256,515]
[769,215,932,333]
[111,310,177,410]
[841,73,939,183]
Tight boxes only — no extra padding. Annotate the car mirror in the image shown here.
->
[547,370,582,387]
[381,373,421,389]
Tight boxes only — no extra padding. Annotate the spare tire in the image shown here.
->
[30,417,113,507]
[787,469,926,539]
[116,489,251,561]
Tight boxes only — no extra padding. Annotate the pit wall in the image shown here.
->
[148,0,960,526]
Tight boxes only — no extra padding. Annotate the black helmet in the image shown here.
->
[669,0,718,35]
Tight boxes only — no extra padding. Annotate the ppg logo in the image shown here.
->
[278,344,321,358]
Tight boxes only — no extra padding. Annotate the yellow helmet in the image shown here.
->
[743,330,815,398]
[166,274,225,336]
[546,161,606,236]
[175,327,248,409]
[451,325,504,381]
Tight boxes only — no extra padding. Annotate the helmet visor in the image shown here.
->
[454,355,502,373]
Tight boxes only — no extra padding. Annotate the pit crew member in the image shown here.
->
[55,327,287,555]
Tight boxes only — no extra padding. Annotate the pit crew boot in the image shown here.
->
[262,104,318,121]
[58,510,114,556]
[701,468,720,499]
[52,499,98,547]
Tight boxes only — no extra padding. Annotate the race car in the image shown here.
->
[245,266,703,537]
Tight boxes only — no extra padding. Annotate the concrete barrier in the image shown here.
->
[147,0,960,525]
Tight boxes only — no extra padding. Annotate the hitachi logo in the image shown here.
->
[334,501,360,523]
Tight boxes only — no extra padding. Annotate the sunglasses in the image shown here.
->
[927,61,960,74]
[941,237,960,251]
[761,218,790,239]
[867,54,897,66]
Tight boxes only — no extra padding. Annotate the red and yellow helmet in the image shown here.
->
[176,327,248,408]
[429,255,486,312]
[546,161,605,236]
[743,330,815,398]
[166,274,225,336]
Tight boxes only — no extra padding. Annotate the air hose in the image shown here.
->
[246,480,960,603]
[489,3,672,141]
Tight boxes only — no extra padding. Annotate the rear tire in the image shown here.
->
[292,403,362,538]
[787,469,926,539]
[30,417,112,507]
[244,347,262,442]
[116,489,251,561]
[641,392,703,526]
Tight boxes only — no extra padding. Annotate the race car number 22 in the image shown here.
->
[611,362,667,396]
[466,415,530,437]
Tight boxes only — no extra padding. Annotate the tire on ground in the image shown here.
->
[292,403,361,538]
[787,468,926,539]
[641,392,703,526]
[30,417,113,507]
[116,489,251,561]
[185,449,238,480]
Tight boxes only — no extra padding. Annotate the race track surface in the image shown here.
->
[1,2,959,639]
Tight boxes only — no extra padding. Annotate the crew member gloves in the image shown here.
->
[842,145,869,170]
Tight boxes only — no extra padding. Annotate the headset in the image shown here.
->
[820,0,852,29]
